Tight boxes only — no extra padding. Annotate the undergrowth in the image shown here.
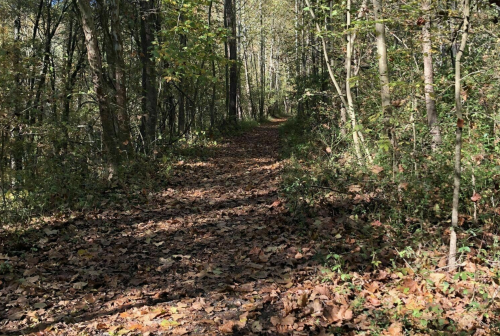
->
[0,118,262,226]
[279,116,500,334]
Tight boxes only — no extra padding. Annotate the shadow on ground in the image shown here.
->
[0,120,481,335]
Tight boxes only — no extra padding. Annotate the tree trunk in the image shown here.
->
[110,0,133,155]
[259,0,265,120]
[139,0,159,153]
[372,0,394,150]
[208,0,216,128]
[77,0,121,170]
[225,0,238,123]
[449,0,470,270]
[422,0,442,149]
[178,33,187,134]
[12,14,23,172]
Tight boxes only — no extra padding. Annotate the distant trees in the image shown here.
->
[0,0,291,215]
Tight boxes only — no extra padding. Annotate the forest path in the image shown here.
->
[2,119,341,335]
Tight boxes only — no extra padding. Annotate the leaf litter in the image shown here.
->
[0,120,499,335]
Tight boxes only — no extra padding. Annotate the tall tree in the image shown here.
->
[77,0,121,169]
[225,0,238,123]
[449,0,470,270]
[259,0,265,119]
[139,0,159,153]
[109,0,133,155]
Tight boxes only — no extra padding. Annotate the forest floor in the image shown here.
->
[1,120,498,335]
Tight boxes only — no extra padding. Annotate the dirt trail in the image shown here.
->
[1,119,337,335]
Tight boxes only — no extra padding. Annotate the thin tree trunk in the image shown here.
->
[208,0,216,128]
[259,0,265,120]
[12,13,23,172]
[422,0,442,149]
[178,33,187,134]
[139,0,159,153]
[225,0,238,123]
[372,0,395,158]
[449,0,470,270]
[243,48,256,119]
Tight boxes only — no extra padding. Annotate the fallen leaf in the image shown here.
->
[33,302,47,309]
[44,228,58,236]
[8,308,24,321]
[370,165,384,175]
[385,322,403,335]
[471,193,481,202]
[271,315,295,326]
[429,272,446,285]
[171,327,188,335]
[219,321,236,333]
[73,282,88,289]
[251,320,263,332]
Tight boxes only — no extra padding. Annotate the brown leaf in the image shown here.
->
[385,322,403,335]
[429,272,446,285]
[171,327,189,335]
[398,278,419,294]
[191,302,205,311]
[237,283,254,292]
[297,292,309,307]
[312,299,323,316]
[457,118,464,129]
[96,323,108,330]
[471,193,481,202]
[348,185,362,193]
[7,308,24,321]
[127,322,144,331]
[324,305,352,323]
[314,285,330,297]
[73,282,88,290]
[251,320,263,332]
[271,200,282,208]
[219,321,236,333]
[370,165,384,175]
[271,315,295,327]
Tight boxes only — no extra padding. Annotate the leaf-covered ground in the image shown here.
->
[1,120,499,335]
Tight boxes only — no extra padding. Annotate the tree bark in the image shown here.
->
[422,0,442,149]
[372,0,394,139]
[225,0,238,123]
[139,0,159,153]
[449,0,470,270]
[109,0,133,155]
[259,0,265,120]
[12,13,23,172]
[178,33,187,135]
[77,0,121,170]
